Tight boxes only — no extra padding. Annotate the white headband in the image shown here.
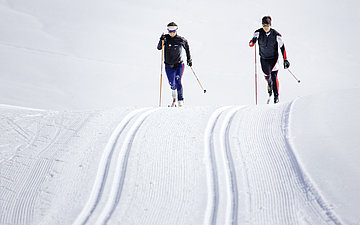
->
[167,26,178,31]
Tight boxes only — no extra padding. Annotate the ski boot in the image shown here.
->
[274,96,279,104]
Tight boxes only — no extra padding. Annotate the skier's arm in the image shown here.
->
[277,35,287,59]
[182,38,192,66]
[249,31,259,47]
[277,35,290,68]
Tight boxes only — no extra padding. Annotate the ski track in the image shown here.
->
[219,106,245,225]
[72,108,149,225]
[1,103,345,225]
[94,108,160,225]
[204,106,230,225]
[111,107,209,225]
[204,106,245,225]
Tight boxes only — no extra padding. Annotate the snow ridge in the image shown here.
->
[284,100,344,225]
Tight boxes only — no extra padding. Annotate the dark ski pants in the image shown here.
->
[165,63,184,101]
[261,58,279,97]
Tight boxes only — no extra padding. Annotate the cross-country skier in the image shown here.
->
[157,22,192,107]
[249,16,290,104]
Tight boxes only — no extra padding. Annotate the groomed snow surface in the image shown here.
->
[1,89,359,225]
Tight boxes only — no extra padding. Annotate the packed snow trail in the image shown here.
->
[203,106,230,225]
[230,102,342,225]
[0,103,344,225]
[73,108,150,225]
[203,106,246,225]
[95,108,160,225]
[99,107,212,225]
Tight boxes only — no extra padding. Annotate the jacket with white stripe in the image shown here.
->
[249,28,287,60]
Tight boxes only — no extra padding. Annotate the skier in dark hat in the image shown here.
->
[249,16,290,104]
[157,22,192,107]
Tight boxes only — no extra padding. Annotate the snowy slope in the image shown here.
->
[1,90,359,224]
[1,0,360,224]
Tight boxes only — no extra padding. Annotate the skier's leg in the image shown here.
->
[166,66,178,106]
[175,64,185,101]
[271,71,279,103]
[165,66,177,90]
[261,58,272,95]
[271,71,279,97]
[269,58,279,103]
[265,75,272,95]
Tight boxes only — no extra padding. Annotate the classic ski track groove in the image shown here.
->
[72,108,149,225]
[95,108,160,225]
[204,106,245,225]
[204,106,231,225]
[219,106,245,225]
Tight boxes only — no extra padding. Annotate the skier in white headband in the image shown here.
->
[157,22,192,107]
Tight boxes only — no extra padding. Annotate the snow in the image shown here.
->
[1,0,360,224]
[290,89,360,225]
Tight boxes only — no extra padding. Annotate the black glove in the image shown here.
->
[187,59,192,67]
[160,34,166,41]
[284,59,290,69]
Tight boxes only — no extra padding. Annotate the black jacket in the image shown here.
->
[251,28,286,60]
[157,34,191,66]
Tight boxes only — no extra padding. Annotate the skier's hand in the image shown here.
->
[284,59,290,69]
[249,40,255,47]
[187,59,192,67]
[160,34,166,41]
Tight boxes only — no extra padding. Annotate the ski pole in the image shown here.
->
[190,66,207,93]
[287,68,301,83]
[159,40,164,107]
[254,44,258,105]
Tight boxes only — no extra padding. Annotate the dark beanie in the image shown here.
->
[262,16,272,25]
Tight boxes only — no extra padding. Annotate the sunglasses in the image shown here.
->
[168,30,177,33]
